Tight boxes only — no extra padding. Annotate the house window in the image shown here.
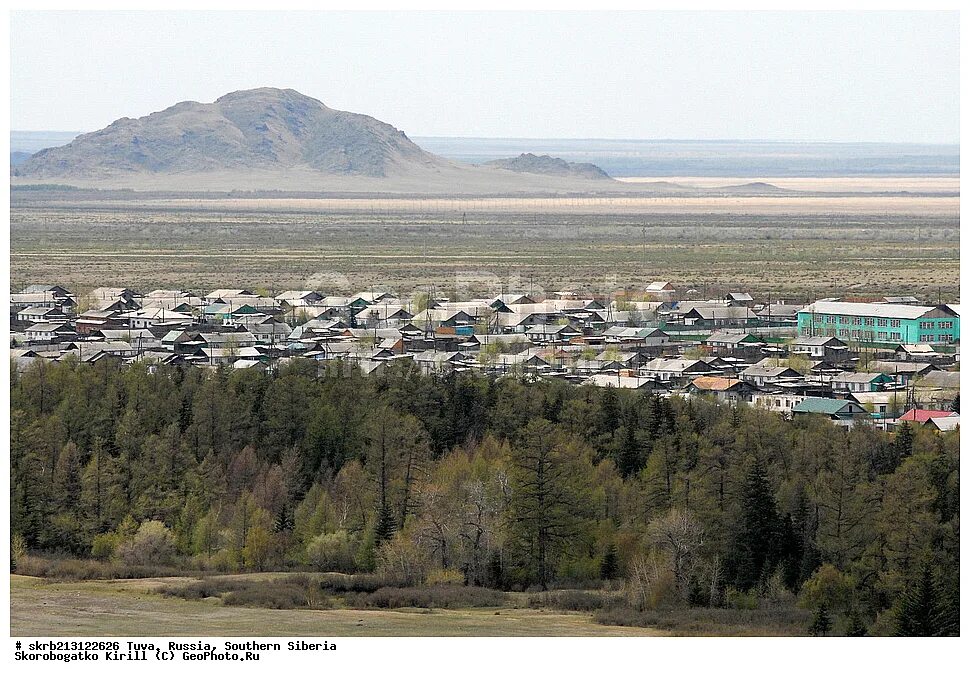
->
[853,317,862,325]
[890,319,901,328]
[878,332,887,339]
[940,321,953,329]
[890,332,901,340]
[864,318,874,326]
[877,319,888,327]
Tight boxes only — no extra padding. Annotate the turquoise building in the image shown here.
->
[797,301,960,345]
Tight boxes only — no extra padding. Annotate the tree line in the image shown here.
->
[9,356,959,635]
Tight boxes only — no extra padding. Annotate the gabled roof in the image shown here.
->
[741,364,801,378]
[793,336,847,347]
[685,307,754,320]
[927,415,960,431]
[792,397,858,415]
[585,374,654,389]
[690,376,744,392]
[706,331,761,345]
[916,371,960,388]
[757,304,804,318]
[26,321,73,333]
[872,361,941,375]
[642,357,712,372]
[831,371,893,383]
[895,343,938,354]
[899,408,957,423]
[525,324,580,335]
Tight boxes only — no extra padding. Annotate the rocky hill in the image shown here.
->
[483,153,612,180]
[15,88,447,180]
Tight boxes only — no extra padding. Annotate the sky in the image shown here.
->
[9,11,960,143]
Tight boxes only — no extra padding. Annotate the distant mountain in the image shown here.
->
[10,151,31,167]
[483,153,612,180]
[15,88,447,180]
[718,181,791,193]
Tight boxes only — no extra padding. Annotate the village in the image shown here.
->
[10,282,961,432]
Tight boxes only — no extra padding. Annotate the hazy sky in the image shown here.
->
[10,11,960,143]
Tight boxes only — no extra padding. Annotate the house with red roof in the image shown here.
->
[898,408,958,424]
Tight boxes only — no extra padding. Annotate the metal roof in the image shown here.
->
[799,301,946,320]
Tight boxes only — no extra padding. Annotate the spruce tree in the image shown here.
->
[893,422,914,462]
[728,457,781,591]
[810,603,832,636]
[600,543,619,580]
[845,607,868,637]
[273,503,294,533]
[373,500,397,545]
[894,564,946,636]
[616,416,641,478]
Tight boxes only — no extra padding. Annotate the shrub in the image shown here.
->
[528,589,620,612]
[161,576,333,610]
[14,555,188,580]
[594,605,813,635]
[425,568,465,586]
[223,585,317,609]
[306,531,357,573]
[358,585,507,609]
[207,548,240,573]
[11,534,28,573]
[160,579,246,600]
[318,573,384,593]
[798,563,855,614]
[555,556,600,587]
[117,521,176,567]
[724,587,759,610]
[91,533,119,561]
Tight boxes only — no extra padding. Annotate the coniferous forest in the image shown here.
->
[9,357,959,635]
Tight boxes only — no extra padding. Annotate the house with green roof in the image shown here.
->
[792,397,869,425]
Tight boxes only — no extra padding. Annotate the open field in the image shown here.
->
[9,188,959,298]
[10,575,662,637]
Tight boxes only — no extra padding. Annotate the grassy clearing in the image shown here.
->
[10,574,663,637]
[11,572,812,636]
